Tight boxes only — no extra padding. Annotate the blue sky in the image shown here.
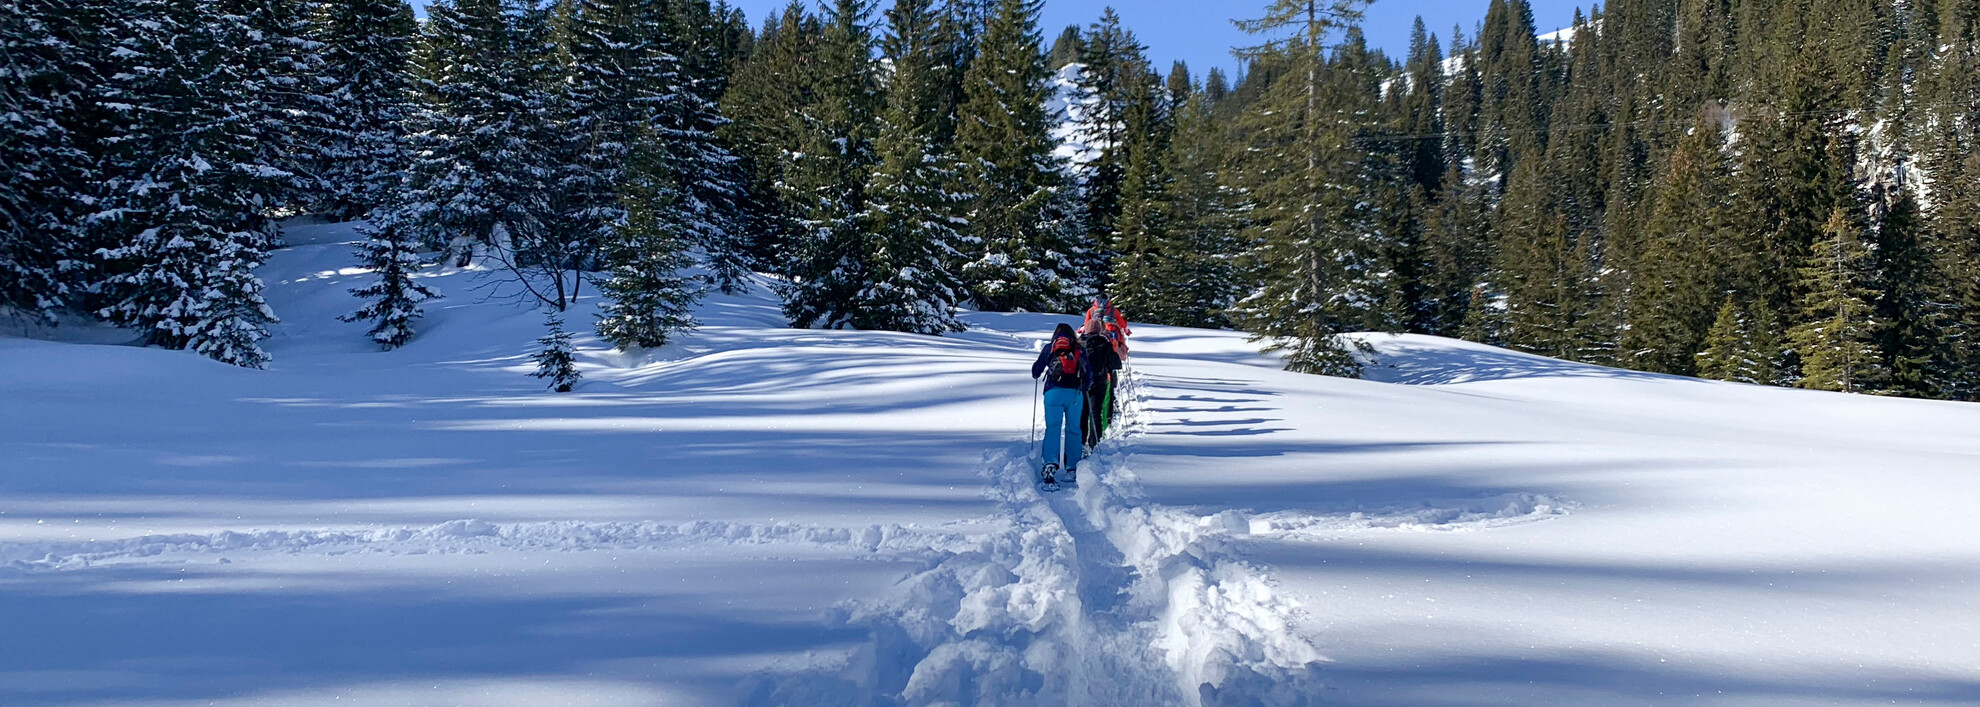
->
[412,1,1593,79]
[717,0,1593,78]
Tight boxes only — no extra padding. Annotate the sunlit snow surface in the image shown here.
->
[4,221,1979,706]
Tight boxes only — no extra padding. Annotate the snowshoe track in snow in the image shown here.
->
[743,369,1328,706]
[0,518,980,572]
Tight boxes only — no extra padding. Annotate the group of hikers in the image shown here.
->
[1030,294,1132,484]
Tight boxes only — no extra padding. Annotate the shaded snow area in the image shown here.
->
[5,221,1980,705]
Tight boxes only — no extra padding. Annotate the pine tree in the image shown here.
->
[0,0,98,317]
[1151,65,1243,329]
[1789,209,1887,393]
[91,0,280,368]
[1108,62,1177,322]
[1227,4,1384,377]
[720,2,820,271]
[311,0,419,219]
[220,0,329,215]
[531,312,581,392]
[1046,24,1082,70]
[1619,122,1735,375]
[1071,8,1147,265]
[1492,151,1597,361]
[953,0,1084,313]
[403,0,558,267]
[661,0,752,293]
[845,0,967,334]
[594,147,702,349]
[1918,2,1980,401]
[341,212,438,349]
[549,0,668,278]
[1697,298,1780,384]
[780,0,880,329]
[1420,161,1495,338]
[1870,186,1951,397]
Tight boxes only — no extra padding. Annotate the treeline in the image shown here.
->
[1,0,750,368]
[4,0,1977,401]
[1206,0,1980,399]
[717,0,1239,334]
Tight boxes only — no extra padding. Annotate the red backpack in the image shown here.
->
[1047,336,1083,387]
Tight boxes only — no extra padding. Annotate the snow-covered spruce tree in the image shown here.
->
[954,0,1085,313]
[593,148,701,350]
[0,0,99,318]
[1789,209,1887,394]
[310,0,419,220]
[779,0,880,330]
[403,0,557,268]
[1069,7,1145,269]
[531,312,581,392]
[1107,61,1179,323]
[1227,6,1387,378]
[341,210,437,349]
[91,0,280,368]
[218,0,329,217]
[718,3,820,274]
[550,0,702,347]
[843,0,968,335]
[548,0,665,273]
[663,0,752,294]
[1696,298,1780,385]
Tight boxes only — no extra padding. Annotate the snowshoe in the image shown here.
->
[1040,462,1060,491]
[1061,467,1077,485]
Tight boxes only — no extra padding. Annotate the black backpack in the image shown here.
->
[1046,337,1083,387]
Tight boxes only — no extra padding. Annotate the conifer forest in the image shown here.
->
[4,0,1979,401]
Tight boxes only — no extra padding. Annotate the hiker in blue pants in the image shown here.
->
[1032,322,1093,476]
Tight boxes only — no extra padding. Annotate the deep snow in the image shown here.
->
[3,221,1979,706]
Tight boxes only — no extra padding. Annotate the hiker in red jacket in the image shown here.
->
[1083,295,1130,342]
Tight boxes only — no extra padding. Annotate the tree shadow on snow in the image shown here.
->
[0,565,873,705]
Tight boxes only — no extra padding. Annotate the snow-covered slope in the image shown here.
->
[5,222,1980,706]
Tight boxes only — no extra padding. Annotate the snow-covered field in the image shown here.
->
[4,222,1979,706]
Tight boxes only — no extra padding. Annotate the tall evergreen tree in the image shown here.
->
[1046,24,1082,70]
[1070,7,1148,266]
[0,0,99,318]
[220,0,329,215]
[779,0,880,329]
[1619,122,1736,375]
[845,0,968,334]
[1228,3,1384,377]
[1789,209,1887,393]
[661,0,753,293]
[1918,0,1980,400]
[91,0,280,367]
[311,0,419,219]
[1107,62,1177,321]
[720,2,820,271]
[954,0,1084,312]
[403,0,559,269]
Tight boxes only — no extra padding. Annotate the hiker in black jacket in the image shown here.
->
[1032,323,1093,475]
[1077,319,1122,449]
